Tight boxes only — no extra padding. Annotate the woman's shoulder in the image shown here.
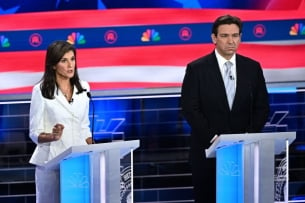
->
[32,82,41,92]
[80,80,90,91]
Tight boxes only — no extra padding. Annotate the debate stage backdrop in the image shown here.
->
[0,0,305,98]
[1,1,305,202]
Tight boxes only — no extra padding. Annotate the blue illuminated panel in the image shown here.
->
[216,144,243,203]
[60,155,91,203]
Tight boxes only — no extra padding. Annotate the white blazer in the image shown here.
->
[29,80,91,166]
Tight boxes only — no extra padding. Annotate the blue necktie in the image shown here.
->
[224,61,235,109]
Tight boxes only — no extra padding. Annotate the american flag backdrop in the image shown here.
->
[0,8,305,95]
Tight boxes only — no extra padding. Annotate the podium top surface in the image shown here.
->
[205,132,296,158]
[43,139,140,170]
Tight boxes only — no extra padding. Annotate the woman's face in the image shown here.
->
[54,50,75,80]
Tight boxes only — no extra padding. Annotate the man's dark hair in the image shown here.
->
[212,15,243,36]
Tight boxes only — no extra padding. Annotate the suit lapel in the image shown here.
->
[232,55,248,111]
[208,52,231,110]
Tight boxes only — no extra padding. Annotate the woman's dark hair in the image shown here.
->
[211,14,243,36]
[40,40,86,99]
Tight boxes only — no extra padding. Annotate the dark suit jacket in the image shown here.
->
[181,51,270,151]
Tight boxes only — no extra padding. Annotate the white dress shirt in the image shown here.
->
[214,49,237,88]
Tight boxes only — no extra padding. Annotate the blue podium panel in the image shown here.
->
[60,154,91,203]
[216,144,244,203]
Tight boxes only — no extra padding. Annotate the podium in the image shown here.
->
[43,140,140,203]
[205,132,296,203]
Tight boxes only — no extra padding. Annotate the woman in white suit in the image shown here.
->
[29,40,93,203]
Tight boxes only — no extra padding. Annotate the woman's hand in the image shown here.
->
[52,123,64,141]
[86,137,94,144]
[38,123,65,143]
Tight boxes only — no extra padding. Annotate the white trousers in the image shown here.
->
[35,166,60,203]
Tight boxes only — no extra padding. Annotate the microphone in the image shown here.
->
[87,91,95,144]
[68,98,74,104]
[87,92,91,99]
[229,75,234,80]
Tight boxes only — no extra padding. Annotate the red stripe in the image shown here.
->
[239,44,305,69]
[0,86,33,94]
[1,43,304,72]
[266,0,305,10]
[1,9,305,31]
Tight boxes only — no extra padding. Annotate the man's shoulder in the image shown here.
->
[236,53,259,65]
[188,52,215,66]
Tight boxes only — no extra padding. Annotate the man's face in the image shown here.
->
[211,24,241,60]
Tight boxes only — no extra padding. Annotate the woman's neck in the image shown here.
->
[57,79,73,101]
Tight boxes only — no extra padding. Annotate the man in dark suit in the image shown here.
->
[181,15,270,202]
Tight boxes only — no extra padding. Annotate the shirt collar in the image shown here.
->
[214,49,236,67]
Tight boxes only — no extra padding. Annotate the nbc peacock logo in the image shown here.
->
[0,35,10,48]
[289,23,305,36]
[67,32,86,45]
[141,29,160,42]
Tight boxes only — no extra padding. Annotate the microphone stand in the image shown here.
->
[87,92,95,144]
